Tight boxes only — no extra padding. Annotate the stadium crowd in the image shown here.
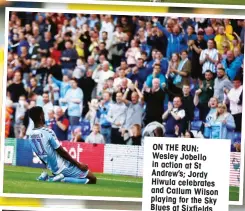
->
[5,12,244,151]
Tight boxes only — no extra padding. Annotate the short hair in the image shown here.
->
[29,106,44,123]
[28,92,36,99]
[217,67,225,72]
[43,91,49,96]
[94,123,100,128]
[100,41,106,46]
[205,70,213,74]
[233,75,242,82]
[181,50,188,55]
[65,40,73,45]
[154,63,161,68]
[70,78,78,84]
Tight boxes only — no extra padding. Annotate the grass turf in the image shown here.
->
[4,165,239,201]
[4,165,143,198]
[106,0,245,5]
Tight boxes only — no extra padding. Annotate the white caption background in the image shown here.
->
[142,137,231,211]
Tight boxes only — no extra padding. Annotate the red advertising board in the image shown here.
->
[60,142,104,173]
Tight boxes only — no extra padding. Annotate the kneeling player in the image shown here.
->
[28,106,97,184]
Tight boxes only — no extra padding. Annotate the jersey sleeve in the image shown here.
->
[48,129,61,150]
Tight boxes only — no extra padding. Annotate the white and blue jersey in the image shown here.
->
[28,127,68,175]
[28,127,89,178]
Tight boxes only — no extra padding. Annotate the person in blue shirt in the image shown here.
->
[127,58,152,90]
[222,50,243,81]
[146,63,166,88]
[17,32,29,56]
[204,26,215,41]
[152,17,186,60]
[60,40,78,77]
[96,92,112,144]
[28,106,96,184]
[184,25,197,58]
[50,74,71,102]
[61,78,84,126]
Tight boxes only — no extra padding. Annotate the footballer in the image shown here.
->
[28,106,97,184]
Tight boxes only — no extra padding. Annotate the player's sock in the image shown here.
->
[48,173,64,182]
[61,177,89,184]
[37,171,49,181]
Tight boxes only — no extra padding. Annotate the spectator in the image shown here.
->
[85,124,105,144]
[38,31,53,57]
[11,95,28,138]
[45,109,56,129]
[168,50,191,97]
[62,78,83,125]
[213,68,233,103]
[43,75,60,105]
[194,70,214,121]
[222,50,243,80]
[121,86,144,132]
[7,71,26,103]
[153,17,185,59]
[97,91,112,144]
[93,60,115,96]
[204,103,235,139]
[200,39,219,75]
[162,97,186,137]
[51,74,71,101]
[28,77,43,96]
[42,92,54,122]
[106,92,127,144]
[189,30,207,80]
[143,78,165,125]
[60,40,79,77]
[52,107,70,141]
[125,39,141,67]
[145,63,166,88]
[78,69,96,116]
[215,25,234,55]
[224,76,243,132]
[113,69,132,89]
[182,84,195,131]
[123,124,142,145]
[127,58,151,90]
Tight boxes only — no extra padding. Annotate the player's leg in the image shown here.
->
[86,171,97,184]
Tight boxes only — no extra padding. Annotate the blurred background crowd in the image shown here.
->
[5,11,244,151]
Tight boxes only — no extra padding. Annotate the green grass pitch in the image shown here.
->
[4,165,239,201]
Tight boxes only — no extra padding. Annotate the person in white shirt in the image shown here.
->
[99,15,114,42]
[113,69,132,89]
[107,92,127,144]
[42,92,54,122]
[200,39,219,75]
[224,76,243,132]
[93,60,115,96]
[85,124,105,144]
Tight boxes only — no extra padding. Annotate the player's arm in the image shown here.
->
[56,146,88,171]
[49,130,88,171]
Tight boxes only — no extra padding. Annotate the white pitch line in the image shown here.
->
[4,169,143,184]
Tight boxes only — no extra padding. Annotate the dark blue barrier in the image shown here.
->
[16,139,45,168]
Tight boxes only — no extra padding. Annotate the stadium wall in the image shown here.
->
[4,138,240,187]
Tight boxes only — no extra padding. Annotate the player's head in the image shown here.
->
[29,106,45,126]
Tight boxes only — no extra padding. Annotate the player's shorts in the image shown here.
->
[60,163,89,179]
